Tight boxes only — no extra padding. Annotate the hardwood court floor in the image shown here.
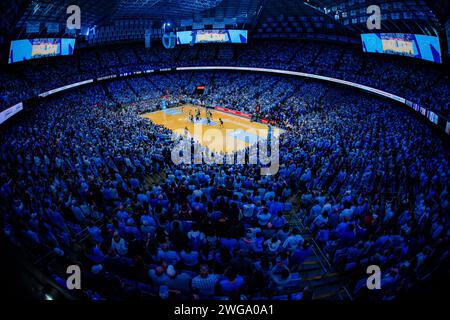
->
[141,104,281,153]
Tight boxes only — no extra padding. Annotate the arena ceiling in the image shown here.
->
[1,0,449,40]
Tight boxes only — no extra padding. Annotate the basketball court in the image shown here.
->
[141,104,282,153]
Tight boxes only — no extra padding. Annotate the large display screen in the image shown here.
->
[361,33,442,63]
[177,30,248,45]
[8,38,76,64]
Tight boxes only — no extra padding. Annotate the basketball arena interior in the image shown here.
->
[0,0,449,305]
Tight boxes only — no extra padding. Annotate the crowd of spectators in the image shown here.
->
[1,40,448,118]
[1,67,448,300]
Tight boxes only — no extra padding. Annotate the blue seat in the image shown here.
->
[182,221,193,232]
[183,270,197,278]
[290,292,303,300]
[344,262,357,272]
[284,273,302,288]
[272,295,289,300]
[360,258,369,266]
[283,202,292,211]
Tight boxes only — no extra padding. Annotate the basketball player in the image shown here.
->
[219,118,224,128]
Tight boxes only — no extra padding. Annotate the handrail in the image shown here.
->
[293,211,353,300]
[33,215,104,266]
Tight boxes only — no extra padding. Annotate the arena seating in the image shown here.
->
[1,67,448,300]
[1,40,448,119]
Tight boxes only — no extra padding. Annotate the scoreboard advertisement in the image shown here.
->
[9,38,76,64]
[361,33,442,63]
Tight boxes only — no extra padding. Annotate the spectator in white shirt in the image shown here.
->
[283,229,304,252]
[111,231,128,256]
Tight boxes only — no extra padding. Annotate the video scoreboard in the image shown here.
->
[361,33,442,63]
[177,30,248,45]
